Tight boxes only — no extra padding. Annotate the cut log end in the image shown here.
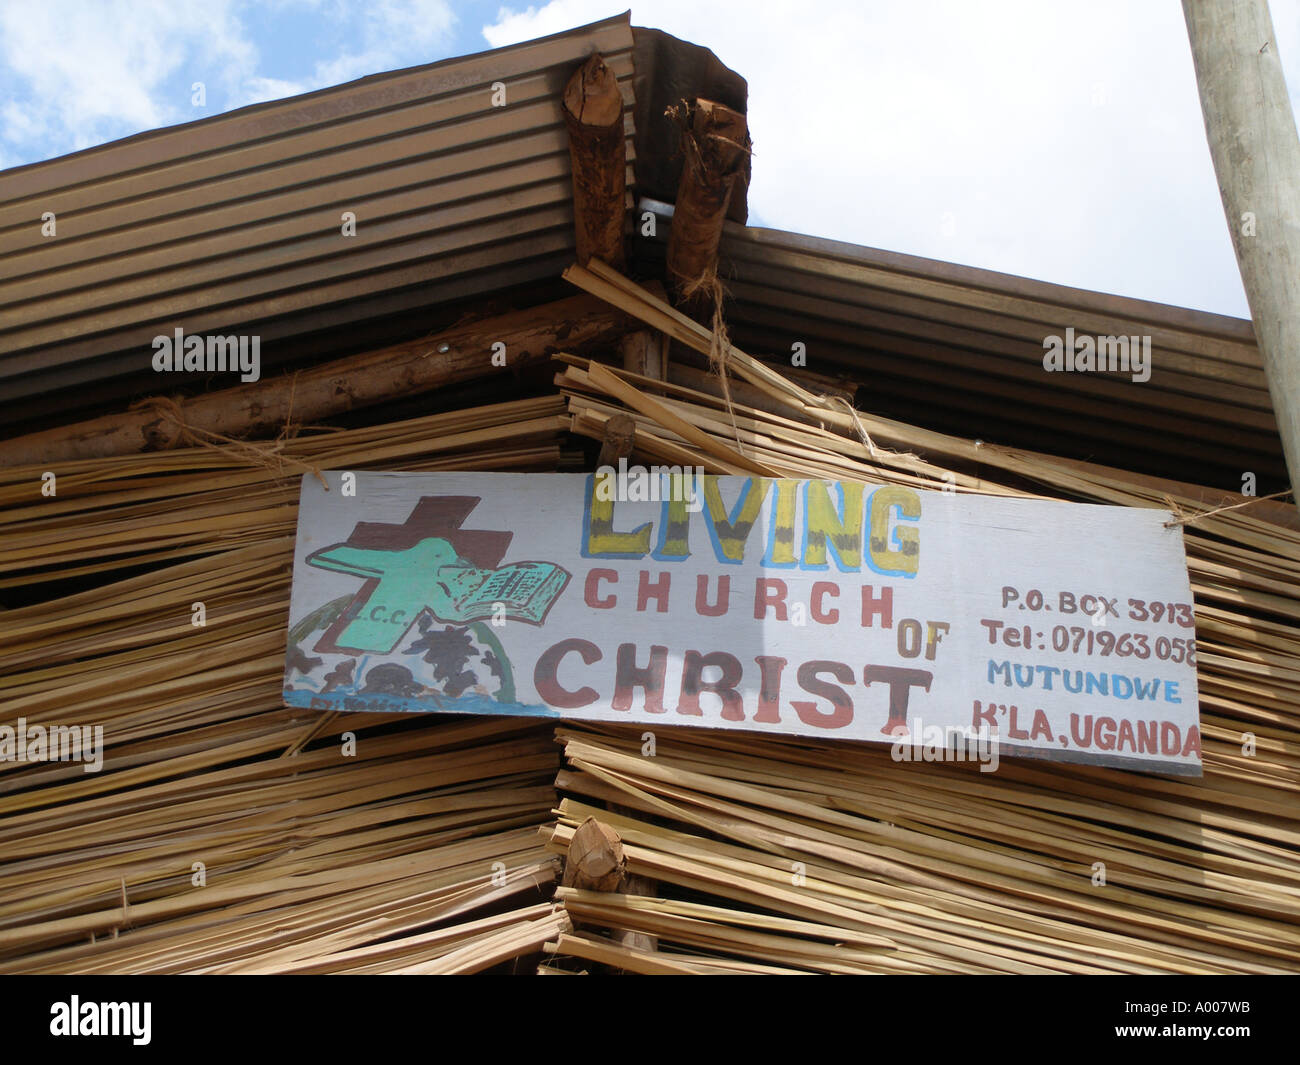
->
[596,413,637,469]
[562,817,627,893]
[562,53,623,129]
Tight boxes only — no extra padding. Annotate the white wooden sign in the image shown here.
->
[284,471,1202,775]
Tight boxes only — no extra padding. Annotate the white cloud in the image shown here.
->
[0,0,459,160]
[483,0,1300,317]
[483,2,618,48]
[303,0,458,91]
[237,76,313,108]
[0,0,257,153]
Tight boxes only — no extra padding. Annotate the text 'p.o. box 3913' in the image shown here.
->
[283,471,1202,776]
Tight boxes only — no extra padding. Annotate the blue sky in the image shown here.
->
[3,0,1299,318]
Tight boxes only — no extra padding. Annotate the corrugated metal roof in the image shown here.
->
[635,199,1284,488]
[1,13,1284,492]
[0,14,637,419]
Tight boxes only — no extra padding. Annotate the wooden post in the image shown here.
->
[609,826,658,956]
[665,98,749,317]
[562,53,627,271]
[560,815,658,960]
[620,330,665,382]
[1183,0,1300,502]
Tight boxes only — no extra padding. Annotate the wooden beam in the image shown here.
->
[1183,0,1300,505]
[0,294,626,467]
[562,53,627,271]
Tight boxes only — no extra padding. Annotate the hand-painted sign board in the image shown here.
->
[284,471,1202,775]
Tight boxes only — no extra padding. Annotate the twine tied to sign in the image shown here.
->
[815,393,879,459]
[130,380,330,490]
[675,271,918,471]
[680,268,748,456]
[811,391,925,473]
[1161,488,1294,528]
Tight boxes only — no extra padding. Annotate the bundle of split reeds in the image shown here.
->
[0,397,573,974]
[531,263,1300,974]
[2,261,1297,975]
